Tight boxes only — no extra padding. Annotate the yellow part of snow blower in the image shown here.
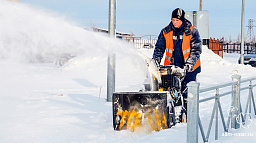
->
[115,108,168,132]
[112,91,175,132]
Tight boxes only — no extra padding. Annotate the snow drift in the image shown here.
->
[0,0,149,91]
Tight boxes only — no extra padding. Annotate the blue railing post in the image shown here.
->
[231,74,241,129]
[187,81,200,143]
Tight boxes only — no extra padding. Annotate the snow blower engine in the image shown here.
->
[112,59,187,132]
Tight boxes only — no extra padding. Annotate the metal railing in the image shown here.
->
[222,43,256,54]
[124,36,157,49]
[187,74,256,143]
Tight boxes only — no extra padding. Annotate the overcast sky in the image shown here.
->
[20,0,256,40]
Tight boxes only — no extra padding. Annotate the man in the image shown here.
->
[153,8,202,110]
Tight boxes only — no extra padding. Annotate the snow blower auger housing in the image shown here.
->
[112,91,175,132]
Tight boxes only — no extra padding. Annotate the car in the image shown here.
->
[238,47,256,67]
[143,43,154,49]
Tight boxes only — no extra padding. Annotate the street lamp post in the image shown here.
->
[241,0,245,64]
[107,0,116,102]
[108,0,116,38]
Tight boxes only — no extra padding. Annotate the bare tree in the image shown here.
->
[236,33,241,43]
[228,34,232,43]
[252,35,256,43]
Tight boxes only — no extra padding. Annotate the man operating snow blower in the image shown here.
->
[152,8,202,121]
[112,8,202,132]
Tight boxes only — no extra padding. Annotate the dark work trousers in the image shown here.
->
[181,73,197,110]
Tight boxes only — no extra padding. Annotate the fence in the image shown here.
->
[207,37,256,57]
[187,75,256,143]
[222,43,256,54]
[124,35,157,49]
[127,36,256,56]
[209,38,224,58]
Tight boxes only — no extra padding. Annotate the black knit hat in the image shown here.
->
[172,8,185,22]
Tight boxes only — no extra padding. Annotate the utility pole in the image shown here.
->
[200,0,202,11]
[107,0,116,102]
[241,0,245,65]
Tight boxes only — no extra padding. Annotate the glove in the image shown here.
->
[171,66,185,77]
[153,57,161,67]
[184,64,193,72]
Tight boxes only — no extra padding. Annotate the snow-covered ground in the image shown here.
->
[1,1,256,142]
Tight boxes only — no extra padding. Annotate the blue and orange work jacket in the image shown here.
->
[163,26,201,72]
[153,19,202,74]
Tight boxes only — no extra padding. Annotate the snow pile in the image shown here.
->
[199,47,256,86]
[0,1,256,143]
[0,0,148,90]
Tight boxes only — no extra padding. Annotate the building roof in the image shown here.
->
[92,27,134,38]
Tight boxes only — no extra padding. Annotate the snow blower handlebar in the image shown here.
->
[152,58,187,78]
[158,65,186,80]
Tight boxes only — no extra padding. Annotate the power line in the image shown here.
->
[246,19,256,43]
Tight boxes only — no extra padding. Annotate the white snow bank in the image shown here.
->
[0,0,149,91]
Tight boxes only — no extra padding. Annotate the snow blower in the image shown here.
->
[112,58,187,132]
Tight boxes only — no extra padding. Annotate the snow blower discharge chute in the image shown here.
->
[112,59,187,132]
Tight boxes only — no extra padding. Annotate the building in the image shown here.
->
[92,27,134,39]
